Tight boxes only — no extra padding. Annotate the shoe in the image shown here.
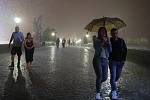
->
[111,90,118,100]
[95,93,102,100]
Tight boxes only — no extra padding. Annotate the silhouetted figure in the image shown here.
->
[92,35,96,41]
[68,38,71,46]
[24,32,35,69]
[109,28,127,99]
[9,26,24,69]
[62,38,66,48]
[72,39,75,46]
[56,38,60,48]
[93,27,112,100]
[3,69,15,100]
[3,69,30,100]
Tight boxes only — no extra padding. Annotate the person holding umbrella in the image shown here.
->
[109,28,127,99]
[93,27,112,100]
[85,16,126,100]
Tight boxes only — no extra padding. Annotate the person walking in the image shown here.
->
[109,28,127,99]
[68,38,71,46]
[62,38,66,48]
[9,26,24,69]
[56,38,60,48]
[93,27,112,100]
[24,32,35,68]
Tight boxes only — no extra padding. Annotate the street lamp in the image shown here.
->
[86,34,89,38]
[51,32,55,36]
[14,17,21,24]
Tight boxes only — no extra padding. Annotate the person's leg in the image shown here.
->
[25,49,30,68]
[101,58,108,83]
[109,61,118,99]
[29,48,34,66]
[56,43,58,48]
[17,47,22,68]
[93,57,103,99]
[109,61,117,91]
[10,47,16,67]
[93,57,102,93]
[17,56,21,68]
[57,43,59,48]
[115,62,124,82]
[11,55,15,67]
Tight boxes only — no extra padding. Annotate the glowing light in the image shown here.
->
[0,41,8,44]
[60,38,62,43]
[76,39,82,44]
[51,32,55,36]
[86,34,89,38]
[14,17,21,24]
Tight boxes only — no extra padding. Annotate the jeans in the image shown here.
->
[93,57,108,93]
[109,61,124,91]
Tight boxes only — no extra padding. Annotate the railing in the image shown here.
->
[82,44,150,66]
[0,44,10,53]
[1,44,150,66]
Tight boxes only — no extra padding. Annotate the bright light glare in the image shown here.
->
[14,17,21,24]
[51,32,55,36]
[86,34,89,38]
[0,41,8,44]
[60,38,62,43]
[76,39,82,44]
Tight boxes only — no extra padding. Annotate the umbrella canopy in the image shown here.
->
[85,17,126,32]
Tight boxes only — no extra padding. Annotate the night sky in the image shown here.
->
[0,0,150,43]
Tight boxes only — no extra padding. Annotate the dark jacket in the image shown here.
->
[109,37,127,61]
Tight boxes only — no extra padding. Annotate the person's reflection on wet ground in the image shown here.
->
[2,69,15,100]
[27,68,52,100]
[2,68,31,100]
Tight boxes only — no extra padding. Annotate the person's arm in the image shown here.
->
[107,39,112,53]
[9,33,14,47]
[122,39,127,62]
[93,38,103,54]
[21,32,25,45]
[31,39,35,49]
[24,39,28,48]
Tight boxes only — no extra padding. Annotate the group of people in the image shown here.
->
[93,27,127,100]
[56,38,66,48]
[56,38,71,48]
[8,26,127,100]
[9,26,35,69]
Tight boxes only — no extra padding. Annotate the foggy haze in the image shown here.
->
[0,0,150,43]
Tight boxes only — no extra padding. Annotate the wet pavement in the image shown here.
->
[0,46,150,100]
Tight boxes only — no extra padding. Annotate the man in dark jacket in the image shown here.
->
[109,28,127,99]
